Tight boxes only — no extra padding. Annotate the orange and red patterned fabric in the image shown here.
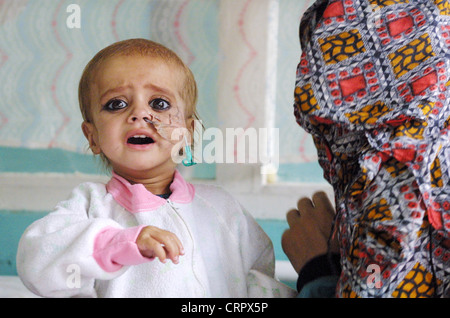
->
[294,0,450,297]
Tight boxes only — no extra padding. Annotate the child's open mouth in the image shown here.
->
[127,135,155,145]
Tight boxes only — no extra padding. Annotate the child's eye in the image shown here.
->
[103,99,128,111]
[149,98,171,111]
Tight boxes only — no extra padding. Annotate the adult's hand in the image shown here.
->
[281,192,338,273]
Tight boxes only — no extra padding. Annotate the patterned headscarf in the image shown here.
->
[294,0,450,297]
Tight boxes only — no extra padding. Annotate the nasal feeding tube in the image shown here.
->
[143,116,196,167]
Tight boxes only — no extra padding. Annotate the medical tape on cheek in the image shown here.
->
[144,117,172,141]
[144,116,195,166]
[144,112,186,144]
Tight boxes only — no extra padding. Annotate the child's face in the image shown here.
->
[82,54,191,179]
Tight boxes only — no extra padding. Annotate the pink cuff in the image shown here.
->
[93,225,153,272]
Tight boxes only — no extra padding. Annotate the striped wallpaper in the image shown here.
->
[0,0,324,278]
[0,0,218,151]
[0,0,324,180]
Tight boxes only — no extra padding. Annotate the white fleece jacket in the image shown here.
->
[16,171,296,298]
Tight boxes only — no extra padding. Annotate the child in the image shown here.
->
[292,0,450,297]
[16,38,296,298]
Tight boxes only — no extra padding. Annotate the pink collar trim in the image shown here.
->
[106,170,195,213]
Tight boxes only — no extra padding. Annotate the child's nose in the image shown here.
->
[128,103,151,123]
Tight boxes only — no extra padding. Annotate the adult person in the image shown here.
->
[283,0,450,297]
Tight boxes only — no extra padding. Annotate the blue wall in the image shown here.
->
[0,211,49,275]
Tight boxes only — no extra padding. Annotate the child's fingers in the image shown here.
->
[151,241,168,263]
[149,228,184,264]
[165,231,184,255]
[137,226,184,264]
[137,236,167,261]
[158,233,184,264]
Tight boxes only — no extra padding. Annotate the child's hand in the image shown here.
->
[136,226,185,264]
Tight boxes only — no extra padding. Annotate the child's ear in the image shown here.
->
[81,121,101,155]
